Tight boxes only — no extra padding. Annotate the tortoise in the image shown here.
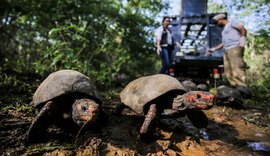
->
[116,74,215,138]
[216,85,243,108]
[26,70,102,142]
[235,85,252,99]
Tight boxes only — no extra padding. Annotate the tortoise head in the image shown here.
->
[72,99,100,126]
[173,91,215,110]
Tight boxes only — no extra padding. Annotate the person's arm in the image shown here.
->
[155,27,162,55]
[238,25,247,47]
[207,43,224,55]
[156,40,161,46]
[155,27,162,46]
[238,25,247,37]
[232,19,247,47]
[156,40,162,55]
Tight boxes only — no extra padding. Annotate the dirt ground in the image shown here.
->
[1,97,270,156]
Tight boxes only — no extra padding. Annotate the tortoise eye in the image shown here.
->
[81,105,88,111]
[197,94,201,99]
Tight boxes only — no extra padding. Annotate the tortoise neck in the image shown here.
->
[172,95,187,110]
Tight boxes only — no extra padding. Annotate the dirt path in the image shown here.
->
[1,102,270,156]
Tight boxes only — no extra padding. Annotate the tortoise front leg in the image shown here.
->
[26,101,55,143]
[140,104,157,135]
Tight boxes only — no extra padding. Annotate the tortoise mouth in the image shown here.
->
[194,102,214,110]
[194,94,215,110]
[81,113,98,123]
[75,113,98,127]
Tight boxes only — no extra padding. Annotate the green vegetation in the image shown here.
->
[27,144,75,154]
[0,0,166,86]
[0,0,166,110]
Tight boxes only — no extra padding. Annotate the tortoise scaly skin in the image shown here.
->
[172,91,215,110]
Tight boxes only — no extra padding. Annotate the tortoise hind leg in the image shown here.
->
[26,101,55,143]
[140,104,158,135]
[186,109,208,129]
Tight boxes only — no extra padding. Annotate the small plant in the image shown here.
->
[27,144,75,155]
[3,103,34,114]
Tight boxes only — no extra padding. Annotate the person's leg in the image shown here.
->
[227,47,252,98]
[227,47,246,87]
[159,47,170,74]
[159,49,166,74]
[223,51,234,85]
[168,46,173,66]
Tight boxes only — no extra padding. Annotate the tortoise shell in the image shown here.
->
[32,70,100,107]
[120,74,186,115]
[216,85,243,106]
[216,85,241,99]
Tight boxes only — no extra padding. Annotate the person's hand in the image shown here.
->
[207,47,216,55]
[156,45,162,55]
[239,36,246,47]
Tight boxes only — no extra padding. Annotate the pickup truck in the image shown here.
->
[168,13,226,85]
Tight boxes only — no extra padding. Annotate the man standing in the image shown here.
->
[208,14,252,97]
[155,16,174,74]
